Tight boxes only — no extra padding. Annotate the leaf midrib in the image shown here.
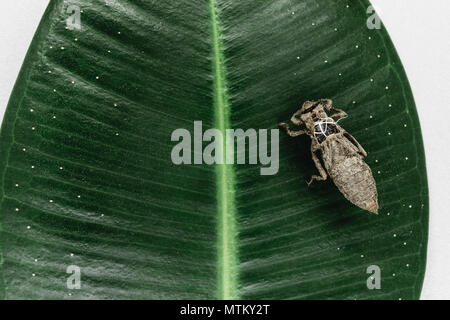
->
[209,0,239,299]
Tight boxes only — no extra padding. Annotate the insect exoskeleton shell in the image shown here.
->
[328,155,378,214]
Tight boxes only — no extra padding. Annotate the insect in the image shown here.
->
[280,99,378,214]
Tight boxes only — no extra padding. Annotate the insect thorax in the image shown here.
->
[314,117,340,143]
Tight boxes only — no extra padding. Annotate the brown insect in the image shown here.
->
[280,99,378,214]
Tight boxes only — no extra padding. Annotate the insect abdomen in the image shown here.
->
[321,136,378,214]
[329,156,378,214]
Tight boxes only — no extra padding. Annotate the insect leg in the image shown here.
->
[279,122,306,137]
[330,107,348,120]
[290,110,304,126]
[301,100,318,109]
[344,132,368,157]
[318,99,333,109]
[307,144,328,186]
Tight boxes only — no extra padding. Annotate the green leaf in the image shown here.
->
[0,0,428,299]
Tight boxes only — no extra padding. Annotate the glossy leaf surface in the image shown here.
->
[0,0,428,299]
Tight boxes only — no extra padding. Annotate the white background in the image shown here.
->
[0,0,449,300]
